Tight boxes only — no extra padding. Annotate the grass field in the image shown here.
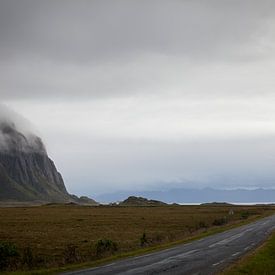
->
[0,204,274,273]
[223,231,275,275]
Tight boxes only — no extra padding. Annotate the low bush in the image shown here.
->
[240,211,250,219]
[95,239,118,256]
[213,217,227,226]
[152,234,163,244]
[140,232,148,247]
[22,247,34,269]
[198,221,207,228]
[63,244,79,264]
[0,241,20,270]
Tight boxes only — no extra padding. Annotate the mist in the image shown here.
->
[0,104,46,154]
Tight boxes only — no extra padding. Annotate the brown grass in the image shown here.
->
[0,204,274,272]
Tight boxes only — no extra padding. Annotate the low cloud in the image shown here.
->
[0,104,46,153]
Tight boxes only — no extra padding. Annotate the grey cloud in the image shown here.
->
[1,0,275,100]
[1,1,275,194]
[0,0,275,63]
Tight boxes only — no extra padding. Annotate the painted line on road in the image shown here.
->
[120,249,199,275]
[212,260,224,267]
[172,249,198,260]
[104,263,115,267]
[133,253,154,260]
[232,251,241,257]
[209,232,244,248]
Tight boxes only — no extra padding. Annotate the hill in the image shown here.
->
[119,196,167,206]
[96,187,275,204]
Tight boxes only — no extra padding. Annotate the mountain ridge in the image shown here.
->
[0,121,97,205]
[95,187,275,204]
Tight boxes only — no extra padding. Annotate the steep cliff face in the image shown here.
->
[0,122,72,202]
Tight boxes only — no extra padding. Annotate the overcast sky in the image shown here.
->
[1,0,275,196]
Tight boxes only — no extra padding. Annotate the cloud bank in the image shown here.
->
[1,0,275,100]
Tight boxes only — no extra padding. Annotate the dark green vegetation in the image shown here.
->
[0,204,274,273]
[223,231,275,275]
[0,242,19,270]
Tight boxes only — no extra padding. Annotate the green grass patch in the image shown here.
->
[222,231,275,275]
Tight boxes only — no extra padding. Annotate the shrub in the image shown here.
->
[241,211,250,219]
[95,239,118,256]
[63,244,79,264]
[213,217,227,226]
[22,247,34,269]
[198,221,207,228]
[153,234,163,244]
[0,241,19,270]
[140,232,148,247]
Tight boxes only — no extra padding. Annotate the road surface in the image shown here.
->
[63,214,275,275]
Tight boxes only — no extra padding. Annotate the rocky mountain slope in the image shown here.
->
[0,121,97,204]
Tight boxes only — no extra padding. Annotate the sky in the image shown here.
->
[1,0,275,196]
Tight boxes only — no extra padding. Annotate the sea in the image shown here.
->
[179,202,275,205]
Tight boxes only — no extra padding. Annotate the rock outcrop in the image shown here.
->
[119,196,167,206]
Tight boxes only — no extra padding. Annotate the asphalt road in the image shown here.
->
[63,214,275,275]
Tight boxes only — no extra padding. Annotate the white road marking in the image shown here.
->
[133,253,153,260]
[212,260,224,267]
[232,252,241,257]
[209,232,244,248]
[121,249,199,275]
[172,249,198,260]
[104,263,115,267]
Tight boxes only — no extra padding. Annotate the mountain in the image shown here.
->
[119,196,167,206]
[0,121,97,204]
[95,187,275,204]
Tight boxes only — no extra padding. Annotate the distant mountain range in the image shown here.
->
[0,121,97,205]
[95,187,275,204]
[1,116,273,206]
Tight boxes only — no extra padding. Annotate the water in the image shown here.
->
[179,202,275,205]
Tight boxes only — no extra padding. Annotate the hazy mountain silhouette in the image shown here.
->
[95,187,275,204]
